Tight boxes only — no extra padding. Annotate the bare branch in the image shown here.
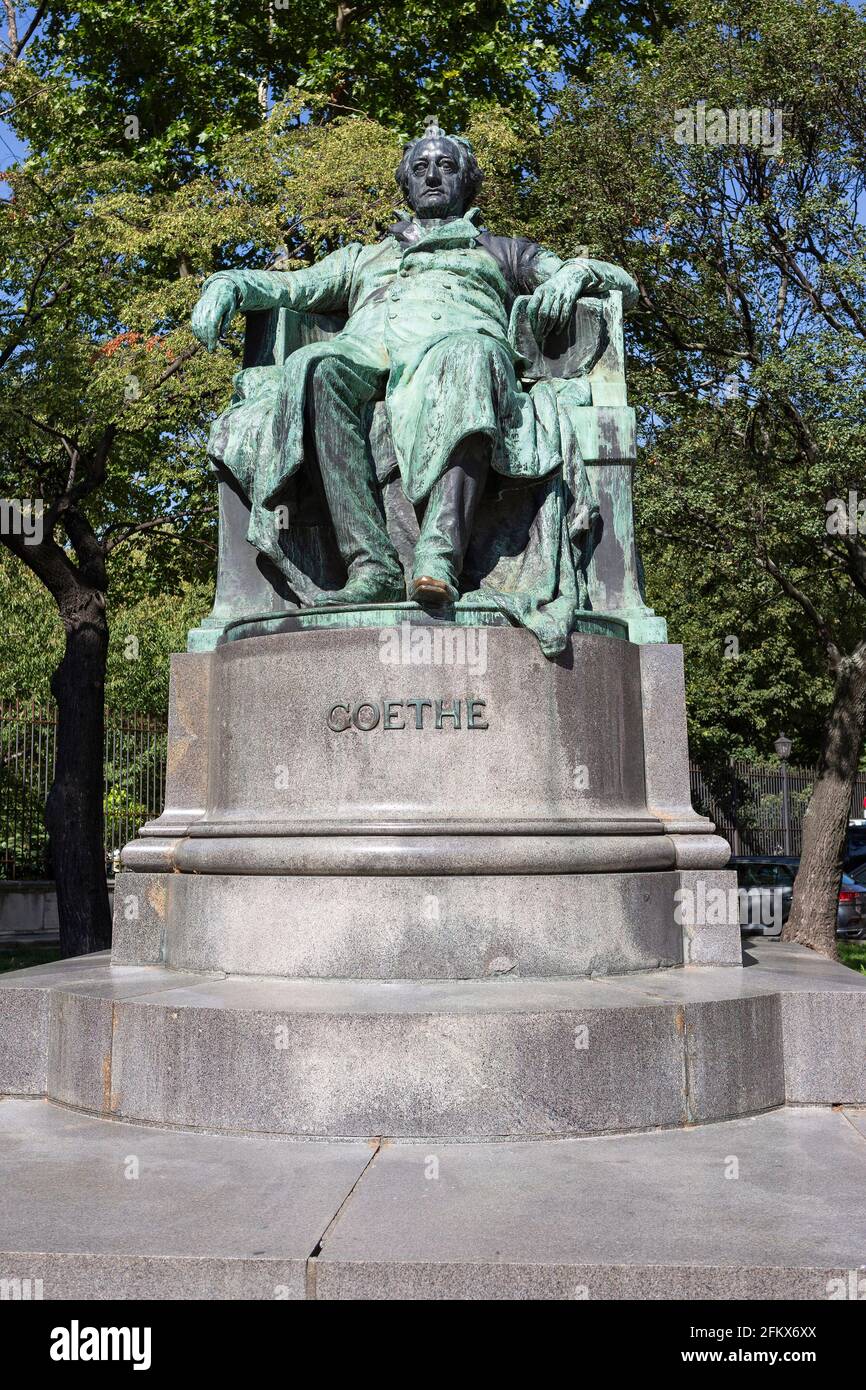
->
[16,0,46,54]
[103,512,217,555]
[141,343,201,397]
[1,0,19,58]
[757,551,842,671]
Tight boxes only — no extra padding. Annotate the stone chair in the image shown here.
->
[187,291,666,651]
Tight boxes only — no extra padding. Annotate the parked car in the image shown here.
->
[837,874,866,939]
[844,820,866,876]
[731,856,865,940]
[731,856,796,937]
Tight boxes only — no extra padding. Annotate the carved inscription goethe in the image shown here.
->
[327,698,489,732]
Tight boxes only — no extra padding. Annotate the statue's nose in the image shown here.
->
[425,165,442,186]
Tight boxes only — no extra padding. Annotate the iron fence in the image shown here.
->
[0,701,166,880]
[689,759,866,857]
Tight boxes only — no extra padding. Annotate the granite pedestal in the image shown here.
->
[3,944,865,1139]
[113,625,737,980]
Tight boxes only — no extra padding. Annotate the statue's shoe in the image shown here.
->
[409,574,458,606]
[318,570,406,606]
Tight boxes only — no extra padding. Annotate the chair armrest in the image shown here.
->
[511,295,608,384]
[511,291,632,465]
[243,307,346,369]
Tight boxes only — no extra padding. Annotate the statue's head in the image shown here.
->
[395,117,483,219]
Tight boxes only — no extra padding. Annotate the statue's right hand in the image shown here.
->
[191,279,240,351]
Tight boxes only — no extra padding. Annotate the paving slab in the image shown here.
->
[1,1100,865,1299]
[744,941,866,992]
[316,1107,866,1300]
[0,1097,373,1300]
[0,951,126,990]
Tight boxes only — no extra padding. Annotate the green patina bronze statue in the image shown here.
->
[191,119,638,654]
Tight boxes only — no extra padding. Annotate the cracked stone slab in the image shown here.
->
[0,1097,373,1299]
[315,1106,866,1300]
[843,1108,866,1140]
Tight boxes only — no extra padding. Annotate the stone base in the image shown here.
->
[3,943,865,1299]
[118,630,733,979]
[3,944,865,1139]
[216,601,629,644]
[110,867,742,978]
[1,1098,865,1299]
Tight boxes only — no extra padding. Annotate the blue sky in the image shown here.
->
[0,3,41,187]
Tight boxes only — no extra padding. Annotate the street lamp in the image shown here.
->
[774,733,793,856]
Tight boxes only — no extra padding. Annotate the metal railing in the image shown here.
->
[0,701,166,880]
[689,758,866,857]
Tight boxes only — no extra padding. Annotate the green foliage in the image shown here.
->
[528,0,866,763]
[838,940,866,974]
[103,581,213,713]
[0,145,222,548]
[645,539,833,763]
[0,550,211,714]
[103,783,153,841]
[0,548,63,704]
[0,759,51,877]
[12,1,673,182]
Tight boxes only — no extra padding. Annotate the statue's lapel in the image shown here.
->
[401,208,483,254]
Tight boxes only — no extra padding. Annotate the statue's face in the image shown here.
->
[404,137,467,218]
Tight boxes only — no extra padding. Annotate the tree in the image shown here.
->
[529,0,866,957]
[0,149,219,952]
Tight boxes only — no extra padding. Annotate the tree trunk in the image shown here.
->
[45,584,112,956]
[782,649,866,958]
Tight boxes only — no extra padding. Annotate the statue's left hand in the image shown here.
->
[528,266,595,342]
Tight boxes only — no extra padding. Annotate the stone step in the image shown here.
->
[1,1097,864,1300]
[111,866,713,979]
[1,944,864,1139]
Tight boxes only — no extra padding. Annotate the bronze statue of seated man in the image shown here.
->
[191,120,638,651]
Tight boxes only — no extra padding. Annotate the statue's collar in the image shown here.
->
[386,207,483,248]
